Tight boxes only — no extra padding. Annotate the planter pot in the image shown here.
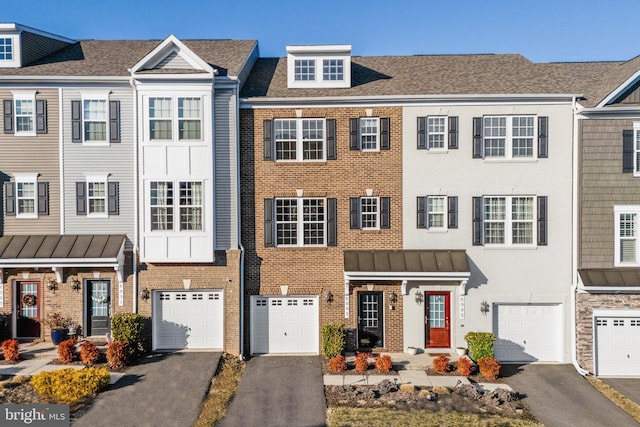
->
[50,329,68,345]
[456,347,467,356]
[406,347,418,355]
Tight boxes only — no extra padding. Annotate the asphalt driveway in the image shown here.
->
[73,352,220,427]
[504,364,638,427]
[602,378,640,406]
[220,356,326,427]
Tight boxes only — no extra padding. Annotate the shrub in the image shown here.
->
[327,355,347,373]
[111,313,147,361]
[1,339,19,362]
[354,352,371,372]
[432,354,451,373]
[57,339,77,364]
[106,340,128,369]
[31,367,110,404]
[80,341,100,367]
[478,357,501,380]
[464,332,496,361]
[375,355,392,373]
[456,356,474,376]
[321,323,346,359]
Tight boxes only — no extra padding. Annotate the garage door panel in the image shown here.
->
[596,316,640,376]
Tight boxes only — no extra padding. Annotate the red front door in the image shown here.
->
[16,281,41,338]
[425,292,450,348]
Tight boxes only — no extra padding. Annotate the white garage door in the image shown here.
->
[596,316,640,376]
[153,290,223,350]
[494,304,562,362]
[251,296,319,354]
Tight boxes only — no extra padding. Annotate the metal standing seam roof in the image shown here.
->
[579,269,640,287]
[0,235,126,261]
[344,249,469,273]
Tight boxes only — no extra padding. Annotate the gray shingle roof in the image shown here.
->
[0,39,257,77]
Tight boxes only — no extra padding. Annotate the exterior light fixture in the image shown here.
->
[323,290,333,303]
[389,291,398,303]
[140,288,150,300]
[415,290,424,305]
[480,300,490,315]
[46,278,58,292]
[71,279,81,292]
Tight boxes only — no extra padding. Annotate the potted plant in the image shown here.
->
[44,312,72,345]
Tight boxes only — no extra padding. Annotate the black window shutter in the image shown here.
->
[36,100,47,134]
[349,118,359,150]
[108,182,119,215]
[417,196,427,229]
[623,129,634,173]
[537,196,548,246]
[3,100,13,134]
[37,182,49,215]
[472,117,483,158]
[538,116,548,158]
[326,119,336,160]
[417,117,427,149]
[448,116,458,149]
[349,197,361,229]
[327,198,337,246]
[264,199,275,247]
[4,182,15,216]
[448,196,458,229]
[76,182,87,215]
[71,100,82,143]
[263,120,274,161]
[380,197,391,229]
[109,100,120,143]
[472,197,483,245]
[380,118,390,150]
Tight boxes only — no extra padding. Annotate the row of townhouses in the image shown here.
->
[0,23,638,376]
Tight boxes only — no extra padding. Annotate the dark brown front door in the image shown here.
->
[86,280,110,336]
[358,291,383,349]
[16,281,41,338]
[425,292,450,348]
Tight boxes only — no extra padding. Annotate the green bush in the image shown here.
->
[321,323,346,359]
[111,313,147,360]
[31,367,110,404]
[464,332,495,361]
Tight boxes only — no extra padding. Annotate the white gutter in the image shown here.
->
[58,87,64,234]
[571,96,590,376]
[131,76,139,314]
[235,84,246,361]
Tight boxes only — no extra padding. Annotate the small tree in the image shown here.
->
[464,332,496,361]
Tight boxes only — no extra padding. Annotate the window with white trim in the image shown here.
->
[274,118,325,161]
[4,174,48,218]
[323,59,344,81]
[149,181,202,231]
[0,38,12,61]
[294,59,315,81]
[83,99,107,142]
[427,117,446,150]
[360,197,379,229]
[87,181,107,216]
[275,198,325,246]
[13,92,35,136]
[359,118,379,151]
[148,96,202,141]
[615,205,640,266]
[483,116,535,158]
[633,123,640,175]
[483,196,534,245]
[427,196,446,229]
[16,181,36,217]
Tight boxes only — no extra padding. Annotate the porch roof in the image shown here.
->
[579,268,640,289]
[0,234,126,267]
[343,249,470,282]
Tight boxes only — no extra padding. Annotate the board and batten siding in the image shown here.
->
[0,88,60,235]
[214,88,238,249]
[580,118,640,268]
[61,87,135,241]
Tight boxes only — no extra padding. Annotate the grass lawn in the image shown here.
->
[326,407,543,427]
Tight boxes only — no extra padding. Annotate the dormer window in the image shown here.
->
[0,38,13,61]
[287,45,351,89]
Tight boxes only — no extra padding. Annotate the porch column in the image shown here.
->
[344,279,350,318]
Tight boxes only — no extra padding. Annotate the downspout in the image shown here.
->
[58,88,64,234]
[571,96,590,376]
[235,86,246,361]
[130,76,139,314]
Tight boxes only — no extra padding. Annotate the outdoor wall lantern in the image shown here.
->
[140,288,150,300]
[414,290,424,305]
[46,278,58,292]
[71,278,81,292]
[480,300,490,315]
[323,290,333,303]
[389,291,397,303]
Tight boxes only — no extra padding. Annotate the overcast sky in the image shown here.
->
[5,0,639,63]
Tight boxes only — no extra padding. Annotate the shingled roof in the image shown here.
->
[0,39,257,77]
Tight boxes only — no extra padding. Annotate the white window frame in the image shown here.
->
[81,93,109,145]
[148,180,204,232]
[150,181,174,231]
[14,173,38,219]
[633,123,640,176]
[359,118,380,151]
[275,197,326,247]
[147,95,203,142]
[360,196,379,230]
[0,37,13,61]
[483,195,536,247]
[12,91,36,137]
[322,59,344,81]
[427,116,447,151]
[274,118,326,162]
[614,205,640,266]
[294,59,316,81]
[483,116,536,159]
[427,196,447,230]
[178,181,203,231]
[0,36,19,68]
[85,174,109,218]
